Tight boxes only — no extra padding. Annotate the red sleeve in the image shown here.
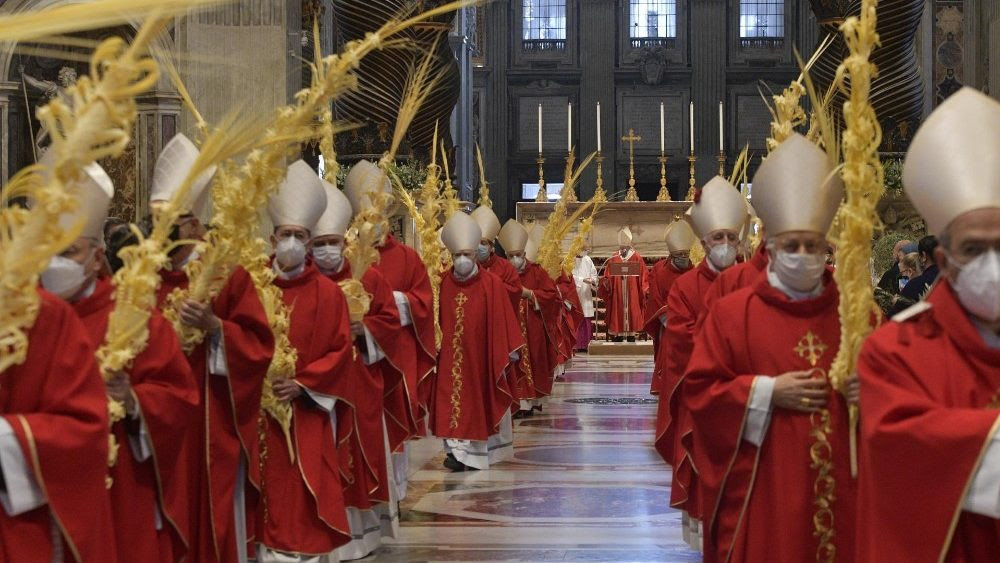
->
[295,280,355,399]
[856,325,1000,563]
[360,269,403,367]
[5,294,116,563]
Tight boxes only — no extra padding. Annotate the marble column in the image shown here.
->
[451,7,475,203]
[579,0,616,200]
[0,81,17,188]
[689,0,726,183]
[134,92,181,220]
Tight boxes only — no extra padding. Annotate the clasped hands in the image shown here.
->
[272,379,303,402]
[106,372,136,416]
[179,299,222,333]
[771,370,860,413]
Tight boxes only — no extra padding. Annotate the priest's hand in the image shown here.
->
[106,373,137,416]
[521,288,533,300]
[273,379,303,402]
[772,370,829,413]
[180,299,222,334]
[350,322,365,338]
[844,374,860,406]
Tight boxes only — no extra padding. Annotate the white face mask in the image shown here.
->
[950,250,1000,322]
[510,255,526,271]
[41,254,90,299]
[476,244,490,262]
[708,243,738,269]
[453,255,476,277]
[672,255,691,269]
[275,236,307,270]
[312,244,343,271]
[772,250,827,293]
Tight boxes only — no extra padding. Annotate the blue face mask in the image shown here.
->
[476,244,489,262]
[898,276,909,291]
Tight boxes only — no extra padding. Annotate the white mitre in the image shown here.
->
[903,88,1000,235]
[268,160,327,232]
[752,134,844,236]
[471,205,502,241]
[664,220,697,253]
[441,212,482,254]
[498,219,529,254]
[314,179,353,237]
[40,149,114,242]
[690,176,748,239]
[343,159,392,214]
[617,226,633,246]
[149,133,216,222]
[525,224,543,262]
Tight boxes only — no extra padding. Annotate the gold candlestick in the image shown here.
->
[564,150,578,202]
[622,129,641,202]
[534,154,547,202]
[656,153,671,202]
[593,151,607,202]
[717,151,726,176]
[686,154,697,201]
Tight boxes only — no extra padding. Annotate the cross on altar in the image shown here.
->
[622,128,642,201]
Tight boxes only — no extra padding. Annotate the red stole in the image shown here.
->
[323,263,397,507]
[684,272,855,562]
[857,280,1000,562]
[697,244,770,330]
[74,279,199,562]
[643,259,693,394]
[372,235,436,425]
[156,266,274,562]
[431,268,524,439]
[598,251,649,334]
[257,264,352,554]
[513,262,562,399]
[0,291,117,563]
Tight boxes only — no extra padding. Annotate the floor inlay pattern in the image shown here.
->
[371,353,698,562]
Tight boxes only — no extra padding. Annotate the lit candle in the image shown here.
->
[538,104,543,154]
[567,102,572,153]
[689,101,694,155]
[596,102,602,153]
[718,101,724,153]
[659,102,665,154]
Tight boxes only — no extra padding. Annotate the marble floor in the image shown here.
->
[371,354,699,562]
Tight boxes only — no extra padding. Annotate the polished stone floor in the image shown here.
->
[371,354,699,562]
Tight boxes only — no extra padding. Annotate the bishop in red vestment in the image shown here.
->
[698,242,769,328]
[683,135,857,562]
[472,205,522,310]
[856,89,1000,563]
[651,176,748,549]
[0,290,117,563]
[433,213,524,471]
[313,178,398,558]
[644,220,696,395]
[599,227,648,338]
[151,133,274,563]
[555,271,585,366]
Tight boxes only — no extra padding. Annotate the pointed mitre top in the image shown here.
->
[441,211,482,253]
[470,205,501,241]
[751,134,843,236]
[150,133,216,222]
[617,226,633,246]
[268,160,327,232]
[314,178,353,238]
[664,220,697,253]
[498,219,529,254]
[40,150,114,242]
[343,159,391,214]
[690,176,747,238]
[903,88,1000,234]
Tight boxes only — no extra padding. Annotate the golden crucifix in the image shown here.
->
[622,128,641,201]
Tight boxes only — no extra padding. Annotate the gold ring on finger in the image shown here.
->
[800,397,810,406]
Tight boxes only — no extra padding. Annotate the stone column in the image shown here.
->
[134,92,181,220]
[451,7,475,203]
[579,0,616,200]
[689,0,727,183]
[0,81,17,188]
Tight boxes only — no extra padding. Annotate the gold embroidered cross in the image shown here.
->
[455,293,469,306]
[795,331,828,367]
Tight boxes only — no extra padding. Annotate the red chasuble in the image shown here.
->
[372,234,436,426]
[643,259,693,395]
[156,266,274,563]
[323,263,399,508]
[431,268,524,440]
[556,272,585,363]
[0,290,116,563]
[684,272,856,563]
[697,244,769,329]
[257,264,353,555]
[598,251,649,335]
[513,262,563,400]
[74,279,199,563]
[857,280,1000,562]
[481,253,522,311]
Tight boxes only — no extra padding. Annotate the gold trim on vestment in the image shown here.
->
[449,292,469,429]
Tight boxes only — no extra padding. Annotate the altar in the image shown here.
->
[515,200,693,259]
